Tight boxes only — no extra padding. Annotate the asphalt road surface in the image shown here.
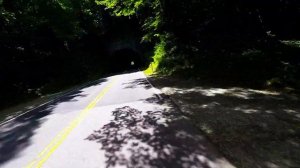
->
[0,72,234,168]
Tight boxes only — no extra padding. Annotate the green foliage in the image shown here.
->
[144,37,166,75]
[56,0,73,10]
[0,0,108,109]
[281,40,300,48]
[96,0,163,42]
[1,0,300,110]
[95,0,145,16]
[0,0,104,39]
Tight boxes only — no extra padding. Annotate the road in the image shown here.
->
[0,72,234,168]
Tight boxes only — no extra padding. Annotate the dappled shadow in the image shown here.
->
[143,96,165,105]
[86,98,232,167]
[148,76,300,168]
[123,78,152,90]
[0,79,106,165]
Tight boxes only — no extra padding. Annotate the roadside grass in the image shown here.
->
[144,39,166,76]
[144,62,157,76]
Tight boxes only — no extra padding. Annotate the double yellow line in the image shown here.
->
[26,77,118,168]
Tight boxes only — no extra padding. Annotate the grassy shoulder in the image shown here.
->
[148,75,300,168]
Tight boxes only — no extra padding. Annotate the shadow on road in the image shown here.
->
[122,78,152,90]
[86,93,231,167]
[0,79,106,165]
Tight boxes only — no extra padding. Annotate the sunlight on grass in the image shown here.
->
[144,62,158,76]
[144,40,166,76]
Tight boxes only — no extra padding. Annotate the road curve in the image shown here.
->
[0,72,234,168]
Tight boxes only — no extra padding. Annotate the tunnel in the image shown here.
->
[109,48,146,73]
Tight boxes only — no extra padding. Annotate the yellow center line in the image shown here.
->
[26,77,118,168]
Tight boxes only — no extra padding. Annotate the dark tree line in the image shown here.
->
[1,0,300,108]
[0,0,145,109]
[99,0,300,87]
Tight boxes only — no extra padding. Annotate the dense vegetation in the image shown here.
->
[99,0,300,89]
[1,0,300,108]
[0,0,146,109]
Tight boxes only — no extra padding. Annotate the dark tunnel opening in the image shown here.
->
[109,48,146,73]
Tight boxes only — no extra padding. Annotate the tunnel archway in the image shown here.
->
[109,48,145,73]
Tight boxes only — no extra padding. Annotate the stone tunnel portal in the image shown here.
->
[109,48,147,73]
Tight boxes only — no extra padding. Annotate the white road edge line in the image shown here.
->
[142,72,164,100]
[0,78,109,126]
[1,71,151,126]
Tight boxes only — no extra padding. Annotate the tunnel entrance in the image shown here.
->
[109,48,145,73]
